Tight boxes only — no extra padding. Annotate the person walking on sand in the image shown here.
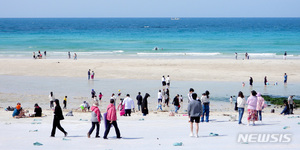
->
[229,96,233,104]
[103,99,121,139]
[165,88,170,107]
[122,94,135,116]
[117,98,125,116]
[284,73,288,84]
[247,90,258,126]
[249,77,253,86]
[99,92,103,101]
[201,91,210,122]
[142,93,150,116]
[173,94,180,113]
[88,69,91,80]
[51,99,67,137]
[49,92,55,108]
[162,89,166,106]
[187,88,194,103]
[68,51,71,59]
[87,102,101,138]
[256,93,265,122]
[91,89,96,98]
[188,93,203,138]
[237,91,246,124]
[136,92,143,111]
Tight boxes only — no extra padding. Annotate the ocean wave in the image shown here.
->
[137,52,221,56]
[246,53,277,57]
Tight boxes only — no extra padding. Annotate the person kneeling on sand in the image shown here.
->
[30,103,42,117]
[103,99,121,139]
[188,93,203,138]
[12,103,26,118]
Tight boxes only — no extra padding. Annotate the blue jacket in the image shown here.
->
[12,109,20,117]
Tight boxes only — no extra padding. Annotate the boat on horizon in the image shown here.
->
[171,17,180,20]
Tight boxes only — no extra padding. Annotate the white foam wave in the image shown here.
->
[137,52,221,56]
[247,53,277,57]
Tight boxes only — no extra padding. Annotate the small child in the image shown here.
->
[99,92,103,101]
[63,96,67,109]
[157,101,163,111]
[229,96,233,104]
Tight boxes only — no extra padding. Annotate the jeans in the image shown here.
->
[88,122,100,137]
[238,108,244,124]
[51,118,67,136]
[103,120,121,138]
[157,105,162,111]
[174,106,179,113]
[201,104,209,122]
[281,106,290,115]
[257,110,262,121]
[138,105,141,111]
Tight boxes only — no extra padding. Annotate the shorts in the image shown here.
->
[190,117,200,123]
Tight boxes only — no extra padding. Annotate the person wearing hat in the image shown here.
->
[51,99,67,137]
[87,102,101,138]
[12,103,25,118]
[256,93,265,121]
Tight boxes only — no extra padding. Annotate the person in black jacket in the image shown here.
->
[51,99,67,137]
[136,92,143,111]
[173,94,180,113]
[142,93,150,116]
[34,103,42,117]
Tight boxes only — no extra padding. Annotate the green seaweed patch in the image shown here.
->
[262,95,300,107]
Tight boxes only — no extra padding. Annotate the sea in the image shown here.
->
[0,18,300,59]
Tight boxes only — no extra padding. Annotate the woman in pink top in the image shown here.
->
[247,90,258,126]
[103,99,121,139]
[256,93,265,121]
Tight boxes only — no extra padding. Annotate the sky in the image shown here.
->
[0,0,299,18]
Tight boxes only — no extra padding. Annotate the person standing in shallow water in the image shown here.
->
[264,76,268,86]
[51,99,67,137]
[284,73,288,84]
[88,69,91,80]
[249,77,253,86]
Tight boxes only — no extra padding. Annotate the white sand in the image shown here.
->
[0,58,299,149]
[0,109,299,149]
[0,58,299,82]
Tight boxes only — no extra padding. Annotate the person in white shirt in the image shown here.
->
[111,93,117,106]
[288,95,295,114]
[49,92,55,108]
[161,76,166,86]
[158,90,162,103]
[187,88,194,103]
[229,96,233,104]
[237,91,246,124]
[122,94,135,116]
[166,75,170,87]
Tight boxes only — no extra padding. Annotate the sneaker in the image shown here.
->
[95,136,100,138]
[117,137,122,139]
[103,137,108,139]
[87,133,90,138]
[189,133,194,137]
[195,134,199,138]
[64,132,68,137]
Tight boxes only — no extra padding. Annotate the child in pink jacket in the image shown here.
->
[256,93,265,121]
[103,99,121,139]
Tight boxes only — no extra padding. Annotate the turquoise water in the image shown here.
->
[0,18,300,58]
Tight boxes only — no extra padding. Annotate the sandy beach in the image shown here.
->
[0,58,299,82]
[0,58,299,149]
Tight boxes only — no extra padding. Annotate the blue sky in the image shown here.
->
[0,0,299,18]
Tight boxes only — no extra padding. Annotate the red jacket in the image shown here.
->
[106,104,117,121]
